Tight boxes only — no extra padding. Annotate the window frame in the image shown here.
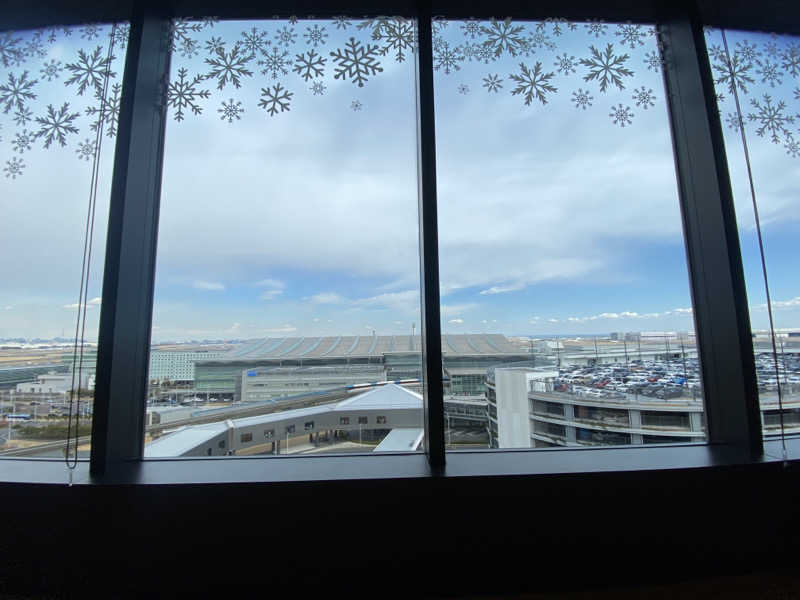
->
[0,0,796,485]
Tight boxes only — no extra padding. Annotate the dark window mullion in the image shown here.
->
[91,8,172,476]
[658,14,762,453]
[416,8,446,470]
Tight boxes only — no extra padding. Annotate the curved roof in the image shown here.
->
[210,334,520,361]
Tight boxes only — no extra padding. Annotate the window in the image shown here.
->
[706,29,800,440]
[0,22,127,459]
[434,17,705,452]
[376,416,387,424]
[358,416,368,425]
[285,425,295,434]
[0,4,786,484]
[145,16,423,458]
[240,432,252,443]
[339,417,349,425]
[304,421,314,431]
[264,429,274,439]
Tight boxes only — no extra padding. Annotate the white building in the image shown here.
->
[148,350,226,383]
[15,372,93,394]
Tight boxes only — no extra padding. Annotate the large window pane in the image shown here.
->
[706,28,800,440]
[145,17,423,458]
[0,23,127,459]
[433,18,706,450]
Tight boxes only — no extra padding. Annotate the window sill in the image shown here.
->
[0,437,797,486]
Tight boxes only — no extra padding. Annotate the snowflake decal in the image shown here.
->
[259,84,293,116]
[177,38,200,59]
[330,37,384,87]
[205,45,255,90]
[461,20,481,39]
[632,86,655,109]
[526,31,556,53]
[747,94,794,144]
[610,104,634,127]
[725,112,743,132]
[40,59,63,82]
[12,129,34,153]
[166,67,210,122]
[205,37,226,54]
[482,74,503,93]
[781,44,800,79]
[218,99,244,123]
[351,99,362,111]
[64,45,115,96]
[554,53,577,75]
[584,20,608,38]
[35,102,80,148]
[0,71,37,114]
[735,40,760,64]
[755,60,781,88]
[85,82,121,137]
[481,18,527,58]
[0,32,24,68]
[304,25,328,48]
[310,81,326,95]
[4,157,25,179]
[784,139,800,159]
[580,44,634,93]
[332,17,351,30]
[293,50,325,81]
[13,107,33,126]
[275,26,297,48]
[110,23,130,50]
[458,83,470,94]
[23,33,47,59]
[434,41,463,75]
[76,138,96,161]
[644,50,662,72]
[510,62,558,106]
[80,24,101,41]
[376,19,416,63]
[475,44,497,65]
[572,88,593,110]
[615,23,647,49]
[259,47,290,79]
[712,52,755,95]
[239,27,270,56]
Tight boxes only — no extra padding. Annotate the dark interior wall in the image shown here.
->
[1,459,797,596]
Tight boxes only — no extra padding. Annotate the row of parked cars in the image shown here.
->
[554,359,703,401]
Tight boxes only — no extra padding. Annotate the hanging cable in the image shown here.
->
[720,30,786,459]
[66,23,119,480]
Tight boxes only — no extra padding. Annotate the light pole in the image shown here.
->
[286,430,290,454]
[447,415,451,448]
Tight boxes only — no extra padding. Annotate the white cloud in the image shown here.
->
[259,289,283,300]
[479,282,525,295]
[192,280,225,291]
[448,318,464,324]
[309,292,346,304]
[63,297,102,310]
[253,278,285,289]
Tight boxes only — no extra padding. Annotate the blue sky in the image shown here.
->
[0,20,798,341]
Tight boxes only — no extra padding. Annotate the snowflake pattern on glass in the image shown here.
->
[609,103,633,126]
[218,98,244,123]
[572,88,593,110]
[259,84,293,116]
[482,74,503,93]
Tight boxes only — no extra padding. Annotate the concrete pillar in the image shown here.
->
[629,410,642,428]
[631,434,644,445]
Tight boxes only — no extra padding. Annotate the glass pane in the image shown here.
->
[0,24,128,458]
[0,23,126,459]
[433,18,706,450]
[706,28,800,440]
[146,17,423,458]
